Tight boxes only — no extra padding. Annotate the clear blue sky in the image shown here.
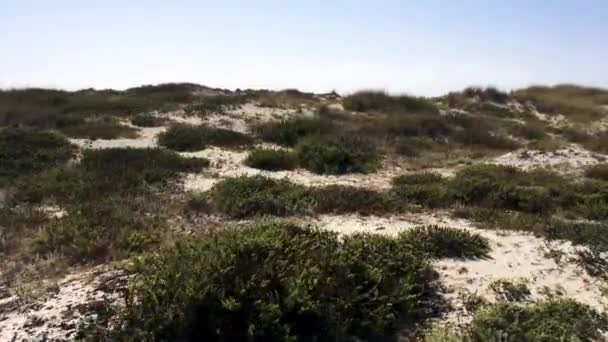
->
[1,0,607,95]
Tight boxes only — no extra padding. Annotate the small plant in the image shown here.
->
[399,226,490,259]
[488,278,531,302]
[130,113,166,127]
[459,290,488,313]
[469,299,608,341]
[158,124,253,151]
[244,148,298,171]
[296,135,379,175]
[0,128,75,185]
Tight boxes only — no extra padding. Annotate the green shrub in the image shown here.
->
[81,148,208,187]
[255,117,334,146]
[130,113,166,127]
[469,299,608,341]
[0,128,75,184]
[116,223,435,340]
[509,122,547,140]
[14,148,208,204]
[462,87,510,104]
[34,194,163,262]
[207,177,391,218]
[488,278,531,302]
[158,124,253,151]
[514,84,608,122]
[584,164,608,181]
[244,148,298,171]
[391,173,451,208]
[296,135,379,175]
[343,91,438,114]
[59,117,139,139]
[0,87,191,130]
[209,176,312,218]
[448,165,563,214]
[393,137,438,157]
[311,185,393,215]
[184,95,251,115]
[399,226,490,259]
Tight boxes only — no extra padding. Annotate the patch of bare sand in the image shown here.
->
[69,125,165,150]
[309,212,608,324]
[490,145,606,174]
[180,146,405,192]
[0,266,125,341]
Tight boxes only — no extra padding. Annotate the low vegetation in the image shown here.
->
[255,117,334,146]
[5,148,209,264]
[0,84,198,130]
[158,124,253,151]
[401,226,490,259]
[468,299,608,341]
[115,223,436,340]
[243,148,298,171]
[343,91,438,114]
[0,128,75,185]
[514,84,608,122]
[58,116,139,139]
[295,135,379,174]
[130,113,167,127]
[488,278,531,302]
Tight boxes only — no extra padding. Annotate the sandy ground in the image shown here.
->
[308,212,608,324]
[490,144,606,174]
[181,146,405,192]
[0,266,125,341]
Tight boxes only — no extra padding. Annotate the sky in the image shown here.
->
[1,0,607,96]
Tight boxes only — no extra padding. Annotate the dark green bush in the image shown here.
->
[116,223,435,340]
[244,148,298,171]
[296,135,379,175]
[399,226,490,259]
[130,113,166,127]
[81,148,208,187]
[393,137,434,157]
[34,193,163,262]
[0,128,75,185]
[208,177,392,218]
[469,299,608,342]
[184,95,251,115]
[584,164,608,181]
[448,165,561,214]
[343,91,438,114]
[255,117,334,146]
[158,124,253,151]
[14,148,208,204]
[462,87,510,104]
[311,185,393,215]
[209,176,312,218]
[59,117,138,139]
[391,173,451,208]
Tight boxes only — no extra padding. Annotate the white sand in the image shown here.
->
[0,266,124,341]
[309,212,608,324]
[491,145,605,174]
